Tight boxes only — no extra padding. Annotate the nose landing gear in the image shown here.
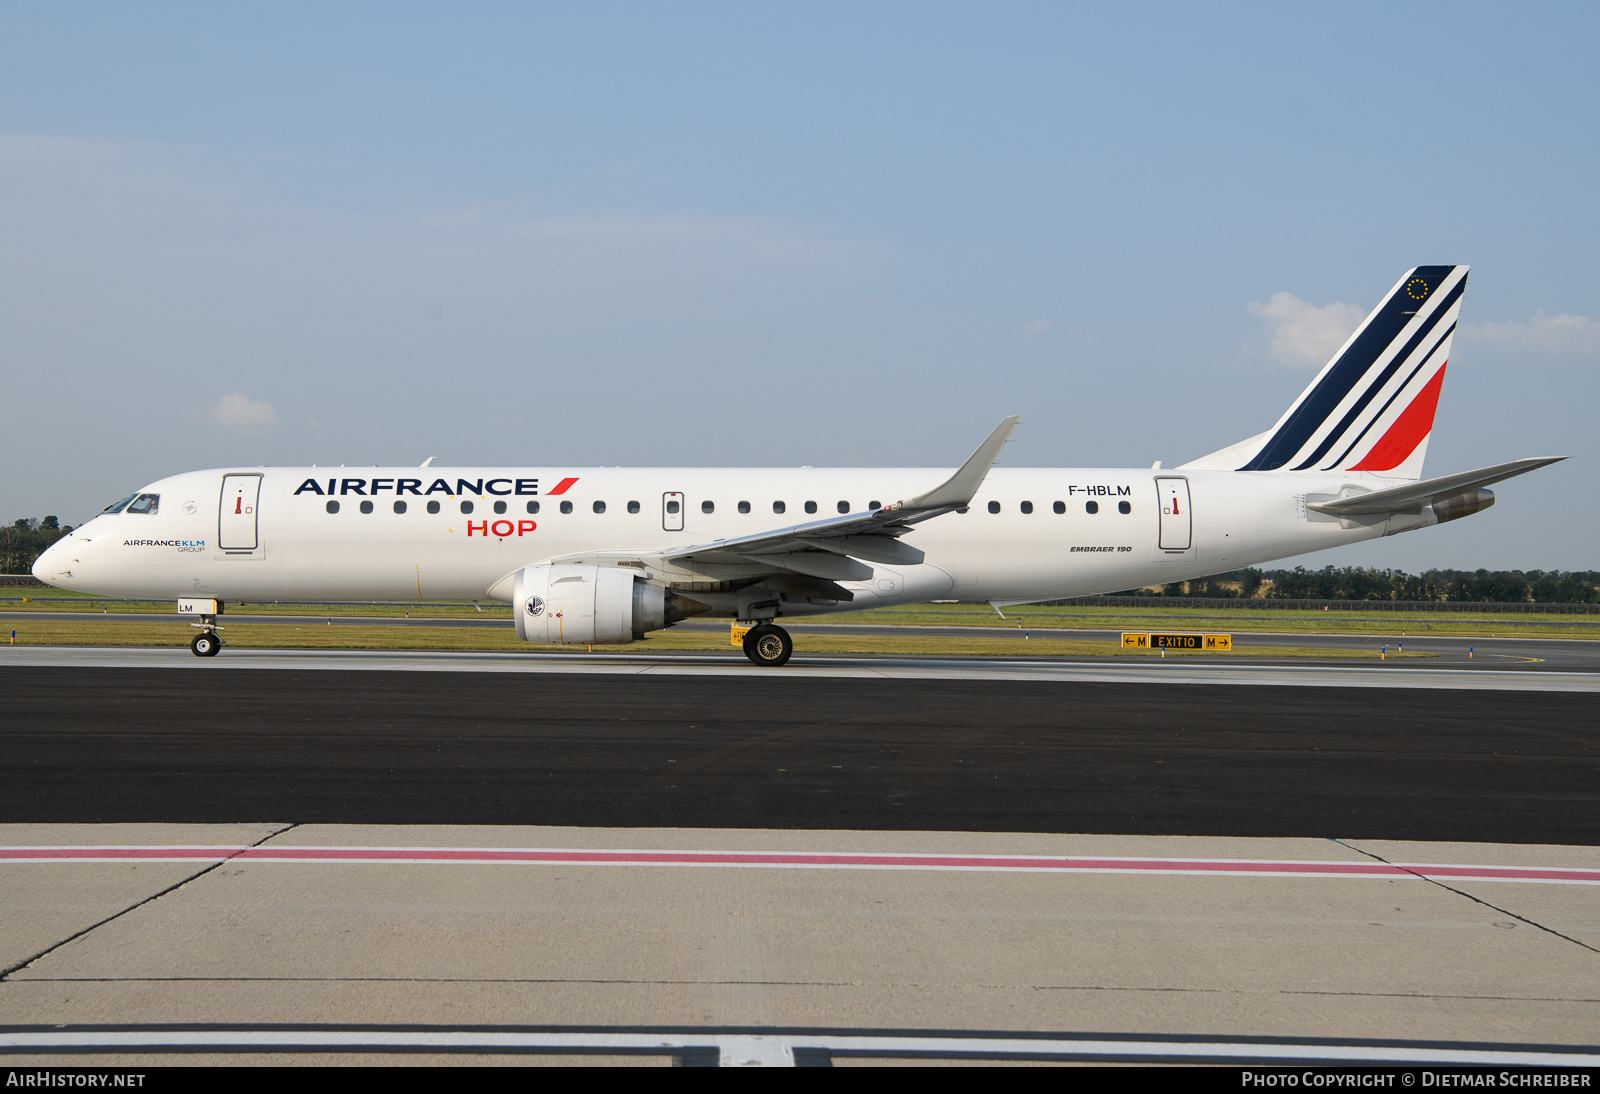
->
[188,612,223,657]
[741,623,793,667]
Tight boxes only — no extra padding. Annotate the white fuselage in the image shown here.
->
[34,464,1401,614]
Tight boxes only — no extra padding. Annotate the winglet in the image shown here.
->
[887,416,1021,512]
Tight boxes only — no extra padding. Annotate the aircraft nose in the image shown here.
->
[31,539,66,584]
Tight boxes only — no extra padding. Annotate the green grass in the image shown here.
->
[838,601,1600,639]
[3,618,1432,659]
[7,589,1591,638]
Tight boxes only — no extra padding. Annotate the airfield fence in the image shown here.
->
[1034,596,1600,614]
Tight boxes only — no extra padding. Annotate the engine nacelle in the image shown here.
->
[512,563,684,645]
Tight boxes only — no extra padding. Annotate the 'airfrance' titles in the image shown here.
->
[293,477,542,497]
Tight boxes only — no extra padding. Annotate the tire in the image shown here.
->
[191,632,220,658]
[741,624,793,667]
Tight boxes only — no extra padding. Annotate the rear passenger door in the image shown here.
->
[1156,477,1191,551]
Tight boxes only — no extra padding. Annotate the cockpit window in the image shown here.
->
[102,494,137,514]
[125,494,160,516]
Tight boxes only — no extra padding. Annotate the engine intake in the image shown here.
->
[512,563,699,645]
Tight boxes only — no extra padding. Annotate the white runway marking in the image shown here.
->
[4,845,1597,885]
[6,645,1599,691]
[1,1025,1595,1066]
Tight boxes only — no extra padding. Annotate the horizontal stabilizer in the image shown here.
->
[1306,457,1565,516]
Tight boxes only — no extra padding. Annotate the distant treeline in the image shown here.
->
[3,514,1597,604]
[0,518,75,576]
[1119,566,1600,604]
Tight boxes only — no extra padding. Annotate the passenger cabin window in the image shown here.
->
[836,500,849,514]
[493,500,507,514]
[738,501,751,514]
[125,494,160,516]
[869,500,880,510]
[460,500,474,514]
[702,500,715,514]
[666,500,680,514]
[593,501,606,514]
[773,501,786,514]
[627,501,640,514]
[1119,500,1132,514]
[1020,501,1033,514]
[360,500,374,514]
[326,500,340,514]
[1086,501,1099,514]
[804,501,817,514]
[103,494,137,514]
[1053,501,1065,514]
[427,500,441,514]
[526,501,540,514]
[987,501,1001,514]
[560,501,573,515]
[393,500,407,514]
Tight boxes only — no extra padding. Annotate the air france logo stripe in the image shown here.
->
[1323,322,1454,470]
[1289,287,1463,471]
[1346,363,1450,472]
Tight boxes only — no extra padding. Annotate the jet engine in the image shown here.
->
[512,563,698,645]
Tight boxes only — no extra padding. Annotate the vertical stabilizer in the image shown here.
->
[1181,265,1467,481]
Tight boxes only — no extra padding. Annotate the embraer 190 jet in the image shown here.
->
[33,265,1562,665]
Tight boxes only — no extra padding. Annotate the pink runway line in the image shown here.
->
[0,846,1597,885]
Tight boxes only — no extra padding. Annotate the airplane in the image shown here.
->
[32,264,1562,666]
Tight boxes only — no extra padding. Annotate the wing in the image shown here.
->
[659,415,1020,581]
[1306,456,1564,516]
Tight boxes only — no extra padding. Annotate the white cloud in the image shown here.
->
[1461,310,1599,355]
[202,392,279,432]
[1247,291,1366,370]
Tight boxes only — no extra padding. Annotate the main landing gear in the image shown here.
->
[190,614,223,657]
[741,623,793,667]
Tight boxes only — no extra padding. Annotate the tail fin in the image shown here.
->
[1183,265,1467,481]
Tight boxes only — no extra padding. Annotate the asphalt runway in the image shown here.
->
[3,666,1596,843]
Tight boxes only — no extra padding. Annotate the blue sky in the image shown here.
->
[2,3,1595,570]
